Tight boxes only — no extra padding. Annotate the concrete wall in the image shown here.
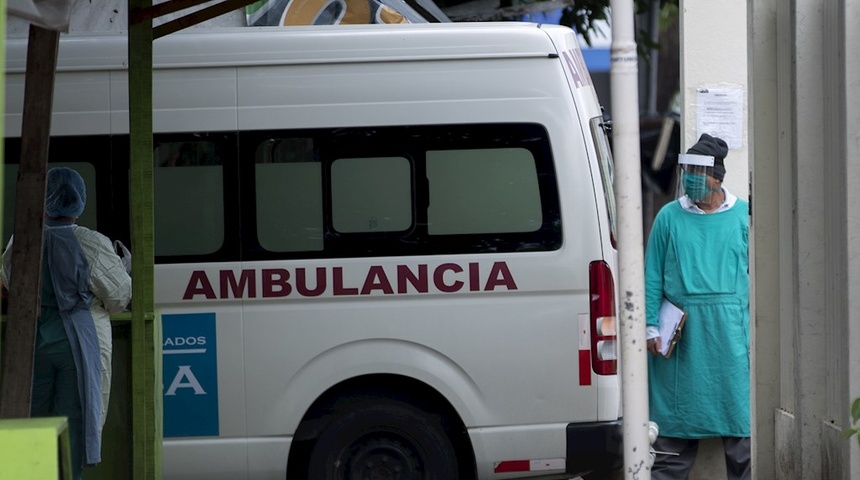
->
[750,0,860,478]
[847,0,860,475]
[749,0,779,478]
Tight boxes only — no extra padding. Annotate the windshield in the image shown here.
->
[589,116,617,249]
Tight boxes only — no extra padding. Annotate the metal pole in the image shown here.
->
[609,0,651,478]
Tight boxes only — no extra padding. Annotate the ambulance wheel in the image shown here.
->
[306,396,458,480]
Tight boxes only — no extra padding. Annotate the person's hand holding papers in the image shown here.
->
[647,299,687,357]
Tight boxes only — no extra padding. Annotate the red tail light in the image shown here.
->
[589,260,617,375]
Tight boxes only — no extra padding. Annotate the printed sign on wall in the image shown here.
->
[162,312,219,437]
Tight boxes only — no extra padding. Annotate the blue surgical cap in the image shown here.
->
[45,167,87,219]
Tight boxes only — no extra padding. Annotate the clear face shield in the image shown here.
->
[677,154,718,201]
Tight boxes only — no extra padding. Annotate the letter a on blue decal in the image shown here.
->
[163,312,219,437]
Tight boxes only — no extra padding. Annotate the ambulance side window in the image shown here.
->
[152,134,237,261]
[254,138,324,253]
[427,148,542,235]
[331,156,412,234]
[242,123,561,261]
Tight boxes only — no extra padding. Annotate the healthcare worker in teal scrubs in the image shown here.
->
[2,167,131,480]
[644,134,750,480]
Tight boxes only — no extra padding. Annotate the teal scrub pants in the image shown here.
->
[31,340,83,480]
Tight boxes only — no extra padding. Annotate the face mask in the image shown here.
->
[683,172,710,201]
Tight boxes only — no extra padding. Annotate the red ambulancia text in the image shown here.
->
[183,261,518,300]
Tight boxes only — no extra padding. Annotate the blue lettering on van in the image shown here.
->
[162,312,219,438]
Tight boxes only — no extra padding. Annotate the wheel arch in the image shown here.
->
[287,373,477,479]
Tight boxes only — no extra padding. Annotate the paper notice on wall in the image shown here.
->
[696,87,744,149]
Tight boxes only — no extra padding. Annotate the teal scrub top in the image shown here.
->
[644,198,750,438]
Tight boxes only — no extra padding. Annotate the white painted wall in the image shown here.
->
[679,1,749,201]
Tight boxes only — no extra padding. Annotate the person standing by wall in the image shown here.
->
[2,167,132,480]
[644,134,750,480]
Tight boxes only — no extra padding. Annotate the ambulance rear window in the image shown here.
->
[590,116,617,249]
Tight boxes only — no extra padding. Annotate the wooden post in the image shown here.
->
[128,1,162,478]
[0,25,59,419]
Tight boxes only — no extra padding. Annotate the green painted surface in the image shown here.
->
[128,2,162,478]
[0,417,72,479]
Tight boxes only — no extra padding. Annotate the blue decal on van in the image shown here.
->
[162,312,219,437]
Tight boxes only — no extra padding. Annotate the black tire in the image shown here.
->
[306,396,458,480]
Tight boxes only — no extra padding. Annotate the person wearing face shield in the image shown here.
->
[1,167,132,480]
[643,134,750,479]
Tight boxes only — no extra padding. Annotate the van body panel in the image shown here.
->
[469,424,568,479]
[237,58,566,130]
[4,22,622,479]
[162,438,250,480]
[237,255,596,432]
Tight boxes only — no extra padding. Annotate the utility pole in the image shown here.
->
[610,0,651,478]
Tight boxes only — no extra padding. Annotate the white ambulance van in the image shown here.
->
[4,22,622,480]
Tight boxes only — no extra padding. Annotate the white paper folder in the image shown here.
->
[658,299,686,358]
